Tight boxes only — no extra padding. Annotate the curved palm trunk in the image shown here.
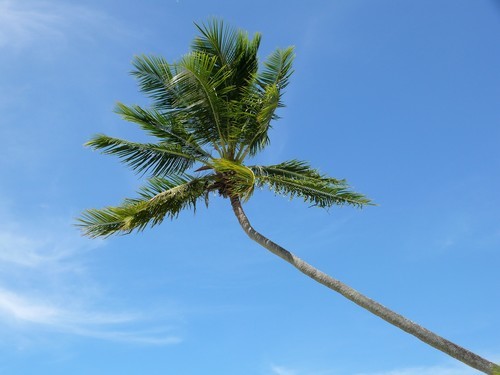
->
[230,196,497,374]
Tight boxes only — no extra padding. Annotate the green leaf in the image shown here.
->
[85,135,200,176]
[251,160,373,208]
[78,175,211,238]
[170,52,234,153]
[258,47,295,91]
[192,19,260,76]
[114,103,212,159]
[131,55,175,110]
[245,84,280,156]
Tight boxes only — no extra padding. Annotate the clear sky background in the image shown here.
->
[0,1,499,374]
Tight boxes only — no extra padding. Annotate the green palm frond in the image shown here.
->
[192,19,260,75]
[242,83,279,157]
[170,52,235,154]
[258,47,295,91]
[86,135,206,176]
[131,55,175,110]
[192,19,240,68]
[193,19,261,104]
[256,84,280,126]
[114,103,212,158]
[78,174,212,238]
[251,160,372,208]
[232,48,294,160]
[229,32,260,96]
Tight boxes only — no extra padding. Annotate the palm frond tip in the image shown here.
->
[78,175,210,238]
[251,161,372,208]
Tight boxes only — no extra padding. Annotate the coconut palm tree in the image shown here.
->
[78,20,498,374]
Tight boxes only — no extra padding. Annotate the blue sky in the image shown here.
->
[0,0,499,374]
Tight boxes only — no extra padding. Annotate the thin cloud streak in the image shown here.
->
[0,288,60,325]
[0,0,126,51]
[0,287,181,345]
[0,229,87,269]
[271,365,298,375]
[0,288,134,326]
[0,213,182,346]
[355,364,482,375]
[0,0,63,48]
[267,363,484,375]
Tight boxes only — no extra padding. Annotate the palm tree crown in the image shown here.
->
[79,20,371,238]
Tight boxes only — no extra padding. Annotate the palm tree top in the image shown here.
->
[78,19,372,238]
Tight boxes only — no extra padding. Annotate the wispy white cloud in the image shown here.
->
[0,229,83,269]
[354,364,481,375]
[269,364,337,375]
[0,275,181,347]
[268,362,487,375]
[0,213,182,346]
[0,0,63,48]
[271,365,300,375]
[0,287,181,345]
[0,0,125,51]
[0,288,61,325]
[0,287,140,327]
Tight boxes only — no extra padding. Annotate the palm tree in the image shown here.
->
[78,20,498,374]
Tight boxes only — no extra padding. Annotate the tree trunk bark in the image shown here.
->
[230,196,497,374]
